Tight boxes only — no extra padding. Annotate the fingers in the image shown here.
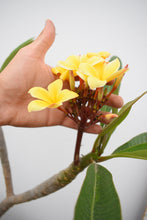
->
[106,94,124,108]
[84,124,102,134]
[29,19,55,60]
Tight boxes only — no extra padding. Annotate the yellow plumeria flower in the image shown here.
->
[78,58,128,90]
[56,55,104,76]
[55,53,106,84]
[52,52,110,80]
[52,55,82,81]
[28,79,79,112]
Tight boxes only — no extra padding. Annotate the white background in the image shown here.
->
[0,0,147,219]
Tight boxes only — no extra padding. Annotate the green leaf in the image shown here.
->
[111,132,147,160]
[0,38,34,72]
[113,132,147,154]
[99,133,147,162]
[74,163,121,220]
[93,91,147,153]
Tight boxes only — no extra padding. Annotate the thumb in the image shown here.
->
[30,19,55,59]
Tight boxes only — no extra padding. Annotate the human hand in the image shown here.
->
[0,19,123,133]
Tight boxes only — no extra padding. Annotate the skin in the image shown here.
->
[0,19,123,134]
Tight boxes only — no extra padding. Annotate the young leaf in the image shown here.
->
[93,92,147,153]
[74,163,121,220]
[0,38,34,72]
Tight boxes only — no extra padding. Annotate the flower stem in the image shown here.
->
[74,120,85,166]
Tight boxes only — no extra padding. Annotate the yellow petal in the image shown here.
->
[28,87,51,102]
[52,66,65,75]
[103,58,120,80]
[106,67,128,82]
[87,56,104,65]
[52,67,60,75]
[80,54,88,63]
[79,63,98,78]
[97,51,111,59]
[58,89,79,103]
[60,70,70,81]
[57,61,73,70]
[87,76,106,90]
[77,70,88,81]
[47,79,63,101]
[94,62,105,79]
[66,55,80,67]
[28,100,50,112]
[86,52,97,58]
[86,52,110,59]
[58,55,80,70]
[52,67,70,81]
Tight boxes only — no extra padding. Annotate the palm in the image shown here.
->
[1,49,68,127]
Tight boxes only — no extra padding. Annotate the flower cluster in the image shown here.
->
[28,51,128,165]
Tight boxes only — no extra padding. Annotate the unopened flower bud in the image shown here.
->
[99,113,118,124]
[104,113,118,120]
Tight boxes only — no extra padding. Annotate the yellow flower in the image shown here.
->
[52,55,81,81]
[28,79,79,112]
[54,55,104,79]
[52,52,110,81]
[78,58,128,90]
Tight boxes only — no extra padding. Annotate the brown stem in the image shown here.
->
[0,127,14,197]
[74,120,85,166]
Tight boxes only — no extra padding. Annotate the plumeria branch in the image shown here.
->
[0,127,14,197]
[0,151,101,217]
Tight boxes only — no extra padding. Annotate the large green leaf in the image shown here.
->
[0,38,34,72]
[99,133,147,161]
[111,133,147,160]
[113,132,147,154]
[93,92,147,153]
[74,163,121,220]
[111,144,147,160]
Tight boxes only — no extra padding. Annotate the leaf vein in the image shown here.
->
[90,163,97,220]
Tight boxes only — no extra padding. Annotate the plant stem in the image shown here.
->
[0,127,14,197]
[74,120,85,166]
